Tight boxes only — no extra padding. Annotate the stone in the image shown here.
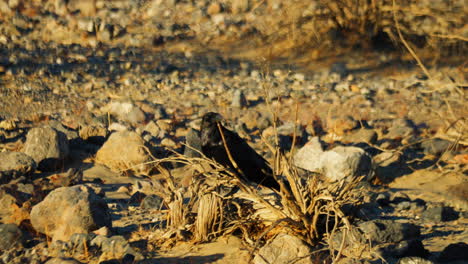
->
[373,151,404,183]
[184,128,202,158]
[79,125,108,144]
[0,119,16,130]
[384,240,430,258]
[54,0,68,16]
[91,235,142,262]
[293,137,325,172]
[95,131,153,175]
[0,224,23,251]
[49,168,83,187]
[231,0,249,14]
[207,2,222,15]
[358,220,420,244]
[101,101,146,125]
[30,185,111,241]
[421,206,458,222]
[421,138,451,156]
[231,89,248,108]
[294,138,372,181]
[142,121,161,138]
[23,126,69,171]
[320,146,372,181]
[0,188,20,224]
[67,0,96,16]
[438,242,468,262]
[342,129,378,144]
[397,257,434,264]
[141,194,163,210]
[253,233,313,264]
[0,151,36,183]
[386,119,415,140]
[45,258,82,264]
[68,233,95,255]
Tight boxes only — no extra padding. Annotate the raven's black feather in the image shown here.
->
[200,112,280,191]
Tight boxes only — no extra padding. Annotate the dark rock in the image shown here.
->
[438,242,468,262]
[422,206,458,222]
[384,240,430,258]
[358,220,420,244]
[0,151,36,183]
[376,192,391,207]
[184,128,202,158]
[141,194,163,210]
[23,126,69,171]
[0,223,23,251]
[91,235,142,261]
[421,138,451,156]
[129,191,146,204]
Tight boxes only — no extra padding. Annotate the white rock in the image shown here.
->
[294,137,372,181]
[254,233,314,264]
[321,146,372,181]
[293,137,324,172]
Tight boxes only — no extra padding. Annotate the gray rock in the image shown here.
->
[422,206,458,222]
[386,119,415,139]
[68,233,95,255]
[397,257,434,264]
[421,138,451,156]
[0,224,23,251]
[294,137,325,172]
[438,242,468,262]
[47,120,79,141]
[294,138,372,181]
[91,235,142,262]
[231,89,248,108]
[321,146,372,181]
[358,220,420,244]
[30,185,111,241]
[141,194,163,210]
[23,126,69,171]
[184,128,202,158]
[0,151,36,183]
[102,101,146,125]
[253,233,313,264]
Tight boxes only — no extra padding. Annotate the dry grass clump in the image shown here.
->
[145,143,364,261]
[232,0,466,61]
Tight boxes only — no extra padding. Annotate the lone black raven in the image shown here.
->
[200,112,280,191]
